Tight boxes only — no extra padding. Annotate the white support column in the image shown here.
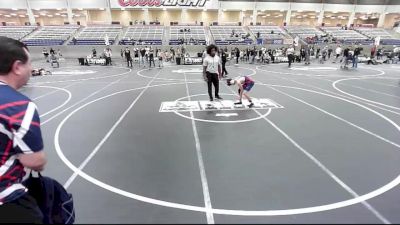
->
[284,2,291,26]
[143,8,150,25]
[285,10,291,25]
[377,5,387,28]
[66,0,73,25]
[218,8,223,24]
[25,0,36,25]
[347,5,356,27]
[252,2,257,25]
[181,8,186,24]
[317,5,324,26]
[105,0,112,24]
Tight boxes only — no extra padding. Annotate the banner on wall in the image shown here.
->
[114,0,218,8]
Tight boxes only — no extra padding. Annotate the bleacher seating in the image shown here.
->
[355,27,400,45]
[120,26,164,45]
[23,26,79,46]
[248,26,288,40]
[71,26,122,45]
[320,27,371,44]
[210,26,253,45]
[285,26,325,39]
[0,26,36,40]
[169,26,206,45]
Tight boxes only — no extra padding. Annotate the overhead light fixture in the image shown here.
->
[34,15,39,17]
[203,8,207,12]
[56,8,62,10]
[47,15,53,17]
[78,8,83,10]
[61,14,67,17]
[10,13,17,16]
[280,9,284,12]
[333,11,338,13]
[35,8,41,11]
[55,13,61,15]
[121,8,125,11]
[5,15,11,17]
[163,8,167,11]
[266,14,270,16]
[297,10,303,12]
[40,13,46,16]
[262,16,266,18]
[223,9,226,12]
[99,8,104,10]
[12,8,18,11]
[310,16,316,19]
[19,15,25,17]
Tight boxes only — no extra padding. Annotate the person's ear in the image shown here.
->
[11,60,25,76]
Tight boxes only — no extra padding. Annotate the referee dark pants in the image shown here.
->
[222,61,228,76]
[206,72,219,100]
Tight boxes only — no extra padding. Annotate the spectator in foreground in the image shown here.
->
[0,37,47,223]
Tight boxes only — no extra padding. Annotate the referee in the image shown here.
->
[203,44,223,102]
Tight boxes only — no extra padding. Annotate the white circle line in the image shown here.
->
[54,82,400,216]
[257,66,385,78]
[29,85,72,117]
[333,76,400,111]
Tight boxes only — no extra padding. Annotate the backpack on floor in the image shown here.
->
[23,172,75,224]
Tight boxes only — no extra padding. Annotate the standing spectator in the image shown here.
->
[286,45,295,68]
[49,53,59,68]
[140,47,146,67]
[120,49,124,59]
[157,50,164,68]
[235,47,240,64]
[49,48,55,55]
[170,47,175,62]
[92,48,97,57]
[335,45,342,62]
[149,47,155,68]
[72,37,77,45]
[124,47,133,68]
[328,47,333,59]
[0,37,47,223]
[300,47,306,61]
[203,44,223,102]
[42,47,49,61]
[353,47,361,68]
[341,47,350,68]
[104,48,112,66]
[304,44,311,65]
[221,49,228,77]
[316,47,321,60]
[371,46,376,58]
[57,49,62,57]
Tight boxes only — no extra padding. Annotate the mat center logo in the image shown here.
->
[119,0,209,7]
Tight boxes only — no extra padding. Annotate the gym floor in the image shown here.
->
[22,57,400,223]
